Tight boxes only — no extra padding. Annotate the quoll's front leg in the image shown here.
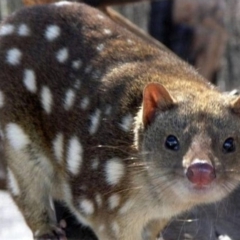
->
[5,138,65,239]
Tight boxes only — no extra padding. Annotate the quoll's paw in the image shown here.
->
[34,225,67,240]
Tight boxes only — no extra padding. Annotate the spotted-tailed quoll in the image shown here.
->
[1,2,240,240]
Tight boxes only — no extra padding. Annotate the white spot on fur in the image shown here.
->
[41,86,53,114]
[105,158,125,185]
[0,24,14,36]
[54,1,72,6]
[64,89,76,110]
[6,48,22,65]
[74,80,81,89]
[72,60,82,69]
[119,114,133,132]
[56,48,69,63]
[67,136,83,175]
[0,91,4,108]
[103,29,112,35]
[218,235,232,240]
[112,221,120,236]
[89,109,101,135]
[7,168,20,196]
[45,25,61,41]
[79,199,94,215]
[53,133,64,163]
[80,97,90,110]
[18,24,30,36]
[23,69,37,93]
[108,194,120,210]
[6,123,30,150]
[91,158,99,170]
[97,43,104,52]
[119,199,134,214]
[95,194,102,207]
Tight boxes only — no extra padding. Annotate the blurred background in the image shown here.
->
[1,1,240,240]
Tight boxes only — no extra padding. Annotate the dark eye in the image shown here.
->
[165,135,179,151]
[223,137,235,153]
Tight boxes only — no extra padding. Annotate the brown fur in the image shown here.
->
[0,2,240,240]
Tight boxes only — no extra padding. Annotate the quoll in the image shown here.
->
[1,2,240,240]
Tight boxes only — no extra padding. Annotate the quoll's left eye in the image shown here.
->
[223,137,235,153]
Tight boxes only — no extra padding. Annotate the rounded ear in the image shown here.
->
[230,96,240,115]
[142,83,175,127]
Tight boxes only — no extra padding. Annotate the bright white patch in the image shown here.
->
[0,24,14,36]
[218,235,232,240]
[119,114,133,132]
[67,136,83,175]
[133,107,143,149]
[56,48,69,63]
[64,89,76,110]
[105,158,125,185]
[18,24,30,36]
[80,97,90,110]
[23,69,37,93]
[108,194,120,210]
[91,158,99,170]
[96,43,104,52]
[95,194,102,207]
[54,1,72,6]
[53,133,64,163]
[119,199,134,214]
[103,29,112,35]
[7,168,20,196]
[74,80,81,89]
[79,199,94,215]
[111,221,120,235]
[72,60,82,69]
[41,86,53,114]
[6,48,22,65]
[6,123,30,150]
[45,25,61,41]
[89,109,101,135]
[0,91,4,108]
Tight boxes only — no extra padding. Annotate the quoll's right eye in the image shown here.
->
[165,135,179,151]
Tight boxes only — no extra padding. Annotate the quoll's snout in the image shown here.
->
[186,162,216,186]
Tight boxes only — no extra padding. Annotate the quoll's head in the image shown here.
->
[137,82,240,205]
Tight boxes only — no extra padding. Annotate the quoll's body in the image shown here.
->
[1,2,240,240]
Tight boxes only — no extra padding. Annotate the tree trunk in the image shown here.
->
[218,0,240,91]
[0,0,23,20]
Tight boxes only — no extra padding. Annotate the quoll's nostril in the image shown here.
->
[186,163,216,186]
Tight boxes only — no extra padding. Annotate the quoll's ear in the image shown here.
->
[143,83,175,127]
[230,96,240,115]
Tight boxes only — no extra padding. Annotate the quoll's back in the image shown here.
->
[1,2,240,240]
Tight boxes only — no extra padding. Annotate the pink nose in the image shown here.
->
[186,163,216,186]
